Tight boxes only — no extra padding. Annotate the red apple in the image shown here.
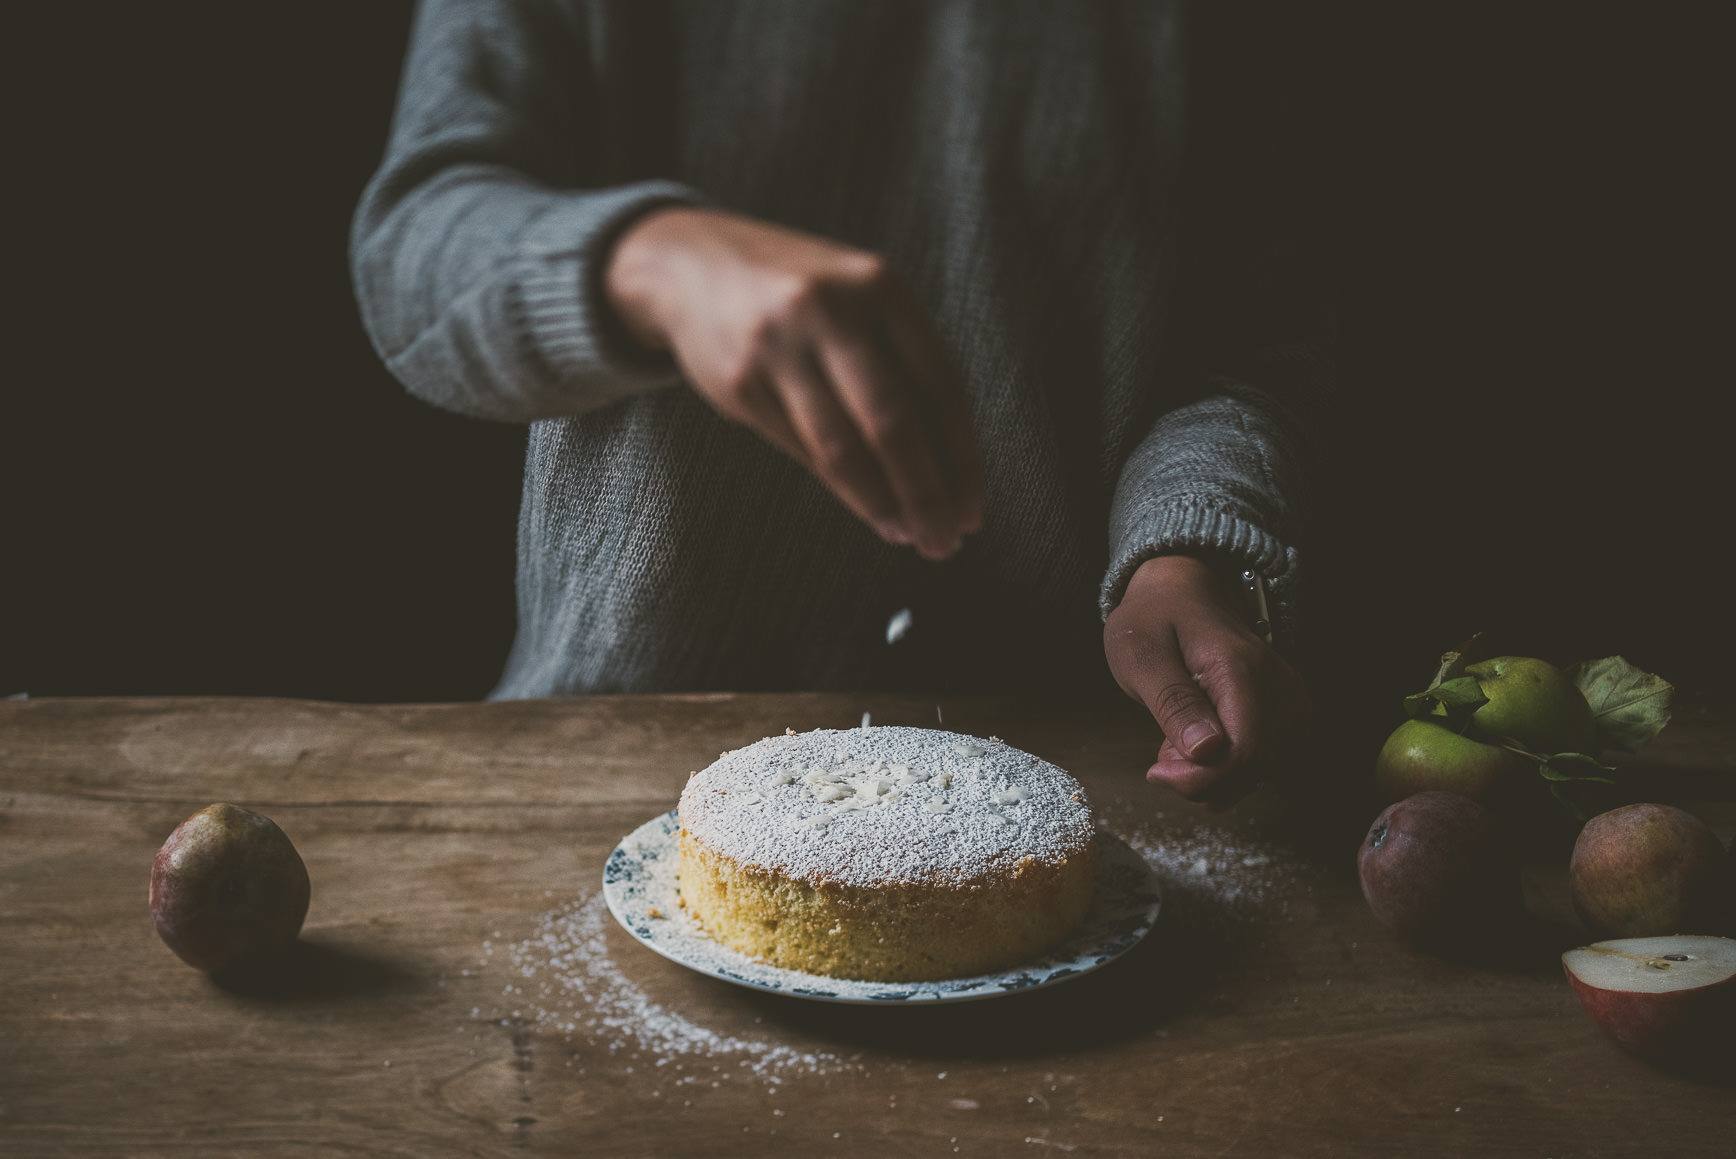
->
[150,803,310,973]
[1358,791,1520,949]
[1562,935,1736,1060]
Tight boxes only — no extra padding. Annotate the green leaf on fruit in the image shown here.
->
[1403,675,1487,723]
[1537,752,1617,784]
[1406,636,1494,722]
[1546,750,1616,772]
[1567,656,1673,752]
[1431,676,1488,709]
[1401,690,1467,723]
[1538,765,1606,783]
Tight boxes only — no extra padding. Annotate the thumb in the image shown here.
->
[1142,671,1228,765]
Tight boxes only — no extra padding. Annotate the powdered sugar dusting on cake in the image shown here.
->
[679,727,1093,889]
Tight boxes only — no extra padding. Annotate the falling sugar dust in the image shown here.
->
[884,606,951,726]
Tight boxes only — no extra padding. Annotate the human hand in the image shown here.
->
[604,206,985,559]
[1103,554,1311,800]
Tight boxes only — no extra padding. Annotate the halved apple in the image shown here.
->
[1561,935,1736,1060]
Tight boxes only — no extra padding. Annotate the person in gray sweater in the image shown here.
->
[351,0,1322,798]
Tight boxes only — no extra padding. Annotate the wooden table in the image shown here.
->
[3,694,1732,1156]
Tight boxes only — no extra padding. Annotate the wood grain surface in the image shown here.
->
[2,694,1731,1157]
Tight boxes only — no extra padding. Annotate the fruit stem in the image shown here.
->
[1496,740,1544,763]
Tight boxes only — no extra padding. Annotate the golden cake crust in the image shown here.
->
[676,727,1096,981]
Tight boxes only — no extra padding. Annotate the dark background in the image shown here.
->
[3,3,1725,708]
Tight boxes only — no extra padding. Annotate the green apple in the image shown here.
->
[1374,718,1529,804]
[1464,656,1598,753]
[1570,803,1732,938]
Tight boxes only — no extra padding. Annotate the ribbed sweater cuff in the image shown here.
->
[514,180,705,407]
[1099,499,1300,635]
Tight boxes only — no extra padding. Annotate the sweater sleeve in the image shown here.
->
[1098,234,1332,641]
[350,0,705,422]
[1097,3,1336,642]
[1098,154,1331,638]
[1100,380,1311,637]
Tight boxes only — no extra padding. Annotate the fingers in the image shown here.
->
[1145,656,1310,800]
[1147,731,1260,807]
[730,373,810,467]
[738,263,979,558]
[811,309,966,558]
[1104,555,1312,801]
[626,209,985,555]
[1148,735,1227,799]
[880,290,986,534]
[654,211,981,556]
[1114,623,1230,779]
[1142,667,1233,796]
[769,352,906,541]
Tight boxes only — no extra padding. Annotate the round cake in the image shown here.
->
[676,726,1097,982]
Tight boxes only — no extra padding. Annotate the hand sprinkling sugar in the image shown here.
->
[885,607,913,644]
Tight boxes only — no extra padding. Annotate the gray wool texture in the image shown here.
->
[351,0,1313,698]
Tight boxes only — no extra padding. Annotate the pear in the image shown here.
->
[1373,718,1528,804]
[1569,803,1731,938]
[1464,656,1597,754]
[1358,791,1520,949]
[150,803,310,973]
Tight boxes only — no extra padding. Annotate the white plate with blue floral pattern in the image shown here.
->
[603,810,1161,1005]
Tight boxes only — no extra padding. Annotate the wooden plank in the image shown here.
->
[1,694,1731,1156]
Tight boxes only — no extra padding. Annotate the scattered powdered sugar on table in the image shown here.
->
[471,818,1276,1083]
[465,730,1299,1083]
[477,891,852,1080]
[681,727,1094,889]
[1114,817,1306,918]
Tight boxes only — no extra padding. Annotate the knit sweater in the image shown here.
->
[351,0,1319,698]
